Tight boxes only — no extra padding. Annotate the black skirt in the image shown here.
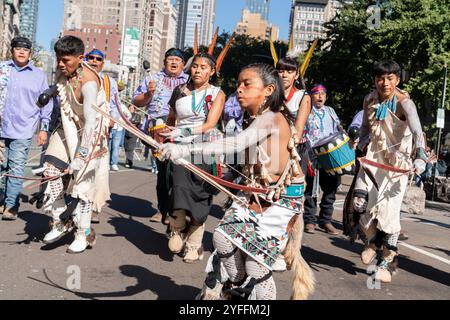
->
[170,163,213,224]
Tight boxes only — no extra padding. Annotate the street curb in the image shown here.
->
[425,200,450,212]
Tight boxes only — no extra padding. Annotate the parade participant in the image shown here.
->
[223,92,244,136]
[352,60,427,283]
[162,51,226,263]
[273,57,311,272]
[0,36,53,220]
[124,105,142,168]
[41,36,110,254]
[160,63,315,300]
[276,57,311,143]
[302,84,342,235]
[85,49,130,223]
[133,48,188,225]
[85,49,129,173]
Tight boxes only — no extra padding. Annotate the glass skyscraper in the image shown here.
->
[20,0,39,44]
[246,0,270,21]
[176,0,216,49]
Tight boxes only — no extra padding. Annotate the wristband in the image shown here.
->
[76,146,89,160]
[40,122,49,132]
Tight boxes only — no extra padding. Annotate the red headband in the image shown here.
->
[310,85,327,94]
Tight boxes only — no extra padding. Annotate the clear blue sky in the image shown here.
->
[36,0,292,51]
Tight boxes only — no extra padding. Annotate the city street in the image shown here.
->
[0,154,449,300]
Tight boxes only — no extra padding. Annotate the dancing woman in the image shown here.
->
[162,52,225,263]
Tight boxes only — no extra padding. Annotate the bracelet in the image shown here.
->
[40,122,49,132]
[181,127,192,137]
[76,146,89,159]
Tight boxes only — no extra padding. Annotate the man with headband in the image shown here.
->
[303,84,342,235]
[0,36,53,220]
[86,49,130,223]
[133,48,188,225]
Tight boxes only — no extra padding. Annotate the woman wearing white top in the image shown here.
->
[162,53,225,263]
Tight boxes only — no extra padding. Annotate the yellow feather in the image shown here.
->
[300,39,318,77]
[269,36,279,67]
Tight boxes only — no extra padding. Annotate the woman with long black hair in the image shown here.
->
[161,63,315,300]
[162,52,225,263]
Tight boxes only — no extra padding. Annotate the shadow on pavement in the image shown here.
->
[16,210,56,246]
[302,244,367,276]
[331,235,450,287]
[107,193,157,218]
[29,265,200,300]
[76,265,200,300]
[423,245,450,256]
[398,254,450,287]
[104,215,174,262]
[412,217,450,229]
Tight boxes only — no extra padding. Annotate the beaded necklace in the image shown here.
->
[376,94,397,121]
[68,66,84,91]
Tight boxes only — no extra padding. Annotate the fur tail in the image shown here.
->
[284,215,315,300]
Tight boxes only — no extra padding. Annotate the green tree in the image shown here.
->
[184,33,288,96]
[307,0,450,136]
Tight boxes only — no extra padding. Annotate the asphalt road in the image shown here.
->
[0,159,449,300]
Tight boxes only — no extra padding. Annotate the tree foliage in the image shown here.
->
[306,0,450,134]
[184,33,288,96]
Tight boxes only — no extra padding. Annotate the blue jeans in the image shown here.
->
[109,129,125,166]
[0,138,32,210]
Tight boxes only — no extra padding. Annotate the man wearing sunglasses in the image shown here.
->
[85,49,130,223]
[0,36,53,220]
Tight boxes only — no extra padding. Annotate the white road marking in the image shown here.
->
[398,242,450,266]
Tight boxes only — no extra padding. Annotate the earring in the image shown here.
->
[258,97,268,114]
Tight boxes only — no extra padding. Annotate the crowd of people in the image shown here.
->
[0,34,432,300]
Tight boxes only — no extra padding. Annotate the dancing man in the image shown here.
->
[352,60,427,282]
[133,48,188,225]
[41,36,110,254]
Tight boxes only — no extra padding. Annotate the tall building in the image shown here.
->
[19,0,39,44]
[138,0,164,75]
[246,0,270,21]
[0,0,22,60]
[62,0,143,64]
[160,0,178,66]
[289,0,351,51]
[176,0,216,49]
[36,50,54,83]
[235,9,278,41]
[64,24,122,63]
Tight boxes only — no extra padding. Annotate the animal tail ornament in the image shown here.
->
[284,215,315,300]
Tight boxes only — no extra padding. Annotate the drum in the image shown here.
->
[148,123,170,157]
[313,131,355,175]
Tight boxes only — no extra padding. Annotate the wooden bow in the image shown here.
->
[100,102,269,203]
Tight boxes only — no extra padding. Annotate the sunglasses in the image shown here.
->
[13,47,31,53]
[88,55,104,62]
